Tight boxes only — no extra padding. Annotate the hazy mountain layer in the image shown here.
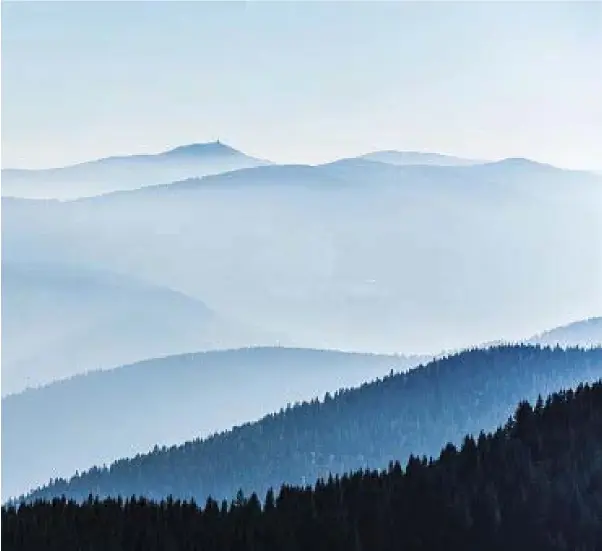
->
[1,347,426,501]
[4,157,600,354]
[1,262,274,395]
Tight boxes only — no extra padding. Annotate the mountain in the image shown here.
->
[7,379,602,551]
[18,345,602,506]
[1,141,268,199]
[439,316,602,355]
[1,347,426,501]
[360,150,480,166]
[1,261,273,396]
[4,158,600,355]
[529,316,602,348]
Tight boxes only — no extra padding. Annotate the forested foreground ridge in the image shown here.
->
[18,345,602,506]
[4,380,602,551]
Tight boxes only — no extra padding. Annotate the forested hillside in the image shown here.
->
[3,347,424,501]
[5,379,602,551]
[20,345,602,506]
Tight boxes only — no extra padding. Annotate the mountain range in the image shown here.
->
[4,142,583,200]
[2,143,484,200]
[4,147,600,357]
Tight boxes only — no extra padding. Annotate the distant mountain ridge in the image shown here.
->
[529,316,602,348]
[67,153,601,201]
[1,141,269,199]
[3,141,258,172]
[7,140,595,201]
[435,316,602,355]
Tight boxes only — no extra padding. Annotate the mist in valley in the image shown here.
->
[3,156,601,367]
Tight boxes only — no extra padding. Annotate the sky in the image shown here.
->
[2,1,601,170]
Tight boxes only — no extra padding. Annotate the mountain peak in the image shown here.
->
[360,150,479,167]
[488,157,554,169]
[162,141,241,158]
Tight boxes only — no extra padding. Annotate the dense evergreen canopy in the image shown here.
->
[18,345,602,505]
[4,380,602,550]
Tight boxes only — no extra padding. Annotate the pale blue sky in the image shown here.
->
[2,1,601,169]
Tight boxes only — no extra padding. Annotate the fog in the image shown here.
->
[3,157,601,363]
[1,262,277,395]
